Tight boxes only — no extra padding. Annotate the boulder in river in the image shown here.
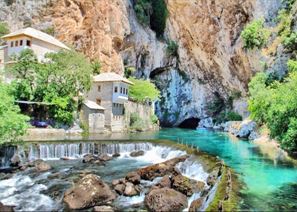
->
[0,202,14,212]
[189,197,205,212]
[145,188,188,211]
[10,153,21,167]
[124,182,139,196]
[64,174,116,209]
[82,154,97,163]
[98,154,113,162]
[114,183,125,195]
[137,155,189,180]
[157,175,172,188]
[126,172,141,184]
[172,174,205,196]
[112,153,121,158]
[93,205,114,212]
[130,150,145,157]
[34,159,52,172]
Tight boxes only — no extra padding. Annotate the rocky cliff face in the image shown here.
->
[0,0,283,127]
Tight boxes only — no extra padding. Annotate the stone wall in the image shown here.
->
[124,101,158,131]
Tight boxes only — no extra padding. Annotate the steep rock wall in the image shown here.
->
[0,0,283,127]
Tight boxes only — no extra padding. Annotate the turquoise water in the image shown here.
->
[152,128,297,210]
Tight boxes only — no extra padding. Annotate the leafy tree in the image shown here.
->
[248,67,297,152]
[0,82,29,143]
[0,22,9,37]
[9,49,92,126]
[241,19,270,50]
[128,77,160,103]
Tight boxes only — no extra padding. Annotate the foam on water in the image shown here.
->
[176,158,209,182]
[116,193,146,208]
[0,174,57,211]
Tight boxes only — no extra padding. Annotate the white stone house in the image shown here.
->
[0,27,69,74]
[84,72,134,132]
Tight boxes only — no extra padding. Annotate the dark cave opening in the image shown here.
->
[178,118,200,129]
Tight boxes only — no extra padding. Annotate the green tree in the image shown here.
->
[0,82,29,143]
[91,60,101,75]
[166,40,178,57]
[128,77,160,103]
[9,49,92,126]
[241,19,270,50]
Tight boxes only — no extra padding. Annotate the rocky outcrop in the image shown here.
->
[34,159,52,172]
[64,174,116,210]
[130,150,145,157]
[172,174,205,197]
[137,155,188,180]
[82,153,111,165]
[224,119,259,140]
[144,188,188,212]
[189,197,205,212]
[0,0,284,126]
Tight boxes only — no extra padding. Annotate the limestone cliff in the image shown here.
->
[0,0,283,127]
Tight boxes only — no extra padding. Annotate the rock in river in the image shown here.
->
[145,188,188,211]
[172,174,205,197]
[130,150,145,157]
[34,159,52,172]
[64,174,116,209]
[189,197,205,212]
[137,155,189,180]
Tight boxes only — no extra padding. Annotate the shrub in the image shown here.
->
[241,19,270,50]
[150,114,159,124]
[130,112,145,131]
[288,59,297,72]
[124,66,136,78]
[91,60,101,75]
[150,0,168,37]
[283,31,297,51]
[248,71,297,152]
[43,26,55,36]
[0,82,29,143]
[166,40,178,57]
[128,77,160,103]
[134,0,168,37]
[226,112,243,121]
[0,22,9,37]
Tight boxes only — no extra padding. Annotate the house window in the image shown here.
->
[15,41,18,47]
[97,85,101,92]
[20,40,23,46]
[126,89,128,95]
[26,40,31,47]
[11,42,13,47]
[114,86,118,93]
[120,87,123,94]
[96,98,101,105]
[123,88,125,94]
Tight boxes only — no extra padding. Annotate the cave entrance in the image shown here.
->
[178,118,200,129]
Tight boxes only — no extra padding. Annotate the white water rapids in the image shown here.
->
[0,142,213,211]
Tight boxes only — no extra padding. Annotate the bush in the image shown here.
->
[91,60,101,75]
[134,0,168,37]
[43,26,55,36]
[128,77,160,103]
[0,82,29,143]
[288,59,297,72]
[248,71,297,152]
[166,40,178,57]
[124,66,136,78]
[130,113,145,131]
[241,19,270,50]
[150,0,168,37]
[0,22,9,37]
[226,112,243,121]
[150,114,159,124]
[283,31,297,51]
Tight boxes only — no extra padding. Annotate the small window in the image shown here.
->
[26,40,31,47]
[120,87,123,94]
[96,98,101,105]
[123,88,125,94]
[114,86,118,93]
[20,40,23,46]
[15,41,18,47]
[97,85,101,92]
[11,42,13,47]
[126,89,128,95]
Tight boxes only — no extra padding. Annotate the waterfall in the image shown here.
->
[28,143,154,160]
[0,146,17,168]
[176,158,209,182]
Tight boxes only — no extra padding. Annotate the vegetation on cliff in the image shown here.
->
[0,82,29,143]
[248,67,297,152]
[8,49,92,126]
[128,77,160,103]
[133,0,168,37]
[241,19,269,50]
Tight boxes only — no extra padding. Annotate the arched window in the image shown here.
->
[114,86,118,93]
